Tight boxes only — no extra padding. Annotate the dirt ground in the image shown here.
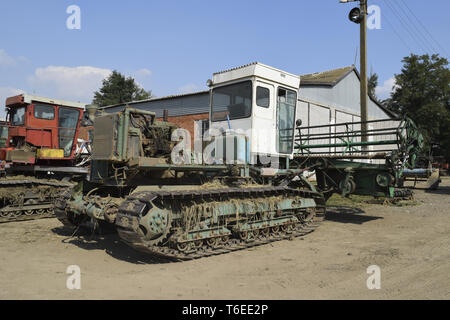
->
[0,178,449,300]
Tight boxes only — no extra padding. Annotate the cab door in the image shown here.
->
[276,87,297,155]
[26,103,56,149]
[58,107,81,158]
[252,81,276,156]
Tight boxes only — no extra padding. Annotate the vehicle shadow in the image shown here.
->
[51,226,174,264]
[424,186,450,195]
[51,205,384,263]
[325,206,383,224]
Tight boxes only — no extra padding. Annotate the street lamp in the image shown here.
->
[349,7,363,24]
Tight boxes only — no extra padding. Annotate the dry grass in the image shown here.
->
[326,193,418,207]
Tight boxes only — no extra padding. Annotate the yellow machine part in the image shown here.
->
[36,149,64,158]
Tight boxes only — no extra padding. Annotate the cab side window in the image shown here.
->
[256,86,270,108]
[34,103,55,120]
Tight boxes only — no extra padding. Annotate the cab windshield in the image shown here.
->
[211,81,252,122]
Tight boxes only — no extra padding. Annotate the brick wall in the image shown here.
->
[157,112,209,144]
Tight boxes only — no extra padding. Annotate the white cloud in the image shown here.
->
[0,87,25,119]
[134,68,152,77]
[179,83,198,93]
[28,66,112,103]
[0,49,29,67]
[376,77,397,100]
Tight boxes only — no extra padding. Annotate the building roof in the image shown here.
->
[300,66,397,119]
[300,66,355,87]
[99,90,209,110]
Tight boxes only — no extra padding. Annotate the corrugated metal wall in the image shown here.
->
[299,71,389,120]
[296,98,399,164]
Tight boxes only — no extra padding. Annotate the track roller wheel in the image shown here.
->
[221,235,230,244]
[271,225,280,234]
[12,211,22,218]
[176,242,189,252]
[206,237,218,248]
[193,240,203,249]
[260,228,270,237]
[239,231,249,241]
[24,210,34,216]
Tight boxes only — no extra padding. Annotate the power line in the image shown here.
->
[392,0,440,54]
[381,11,413,53]
[399,0,449,58]
[384,0,432,54]
[382,0,432,55]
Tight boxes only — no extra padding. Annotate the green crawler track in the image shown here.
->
[0,178,75,223]
[115,186,326,261]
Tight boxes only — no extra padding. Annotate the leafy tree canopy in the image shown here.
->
[385,54,450,161]
[92,70,152,107]
[368,72,379,101]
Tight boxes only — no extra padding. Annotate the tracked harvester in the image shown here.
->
[0,94,89,223]
[56,63,326,260]
[56,62,423,260]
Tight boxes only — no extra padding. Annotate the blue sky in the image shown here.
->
[0,0,449,117]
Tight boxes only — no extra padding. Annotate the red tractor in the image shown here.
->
[0,93,91,222]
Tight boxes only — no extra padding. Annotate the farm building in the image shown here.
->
[100,63,395,145]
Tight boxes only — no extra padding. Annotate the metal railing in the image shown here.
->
[294,118,403,159]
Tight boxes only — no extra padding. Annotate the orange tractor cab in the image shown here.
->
[0,94,89,175]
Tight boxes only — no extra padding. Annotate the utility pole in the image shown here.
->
[340,0,369,146]
[359,0,368,146]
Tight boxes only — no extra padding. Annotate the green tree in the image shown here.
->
[368,72,379,101]
[386,54,450,161]
[92,70,152,107]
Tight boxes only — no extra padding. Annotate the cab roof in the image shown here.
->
[212,62,300,89]
[5,93,86,109]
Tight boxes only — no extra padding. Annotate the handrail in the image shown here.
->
[294,118,405,158]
